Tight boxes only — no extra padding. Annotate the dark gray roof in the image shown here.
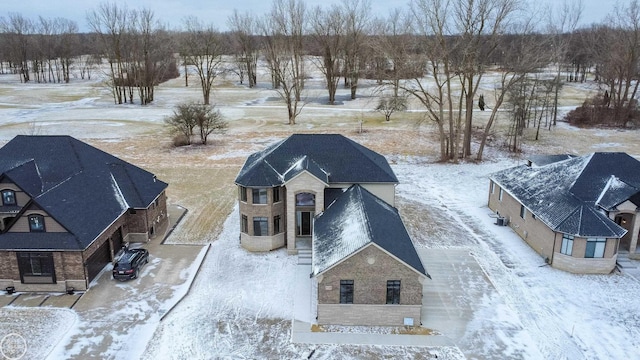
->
[235,134,398,187]
[527,154,576,167]
[312,185,427,277]
[0,135,167,251]
[490,152,640,238]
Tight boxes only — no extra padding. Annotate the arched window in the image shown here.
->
[1,189,16,206]
[28,214,45,232]
[295,192,315,207]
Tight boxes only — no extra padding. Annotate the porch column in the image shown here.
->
[286,188,296,254]
[629,211,640,257]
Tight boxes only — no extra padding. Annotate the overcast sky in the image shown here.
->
[2,0,620,32]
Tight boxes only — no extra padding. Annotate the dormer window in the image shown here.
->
[28,214,45,232]
[1,190,16,206]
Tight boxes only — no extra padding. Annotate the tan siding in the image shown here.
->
[8,211,66,233]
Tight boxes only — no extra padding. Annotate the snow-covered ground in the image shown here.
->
[0,57,638,359]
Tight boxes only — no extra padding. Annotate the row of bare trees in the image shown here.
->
[0,13,79,83]
[3,1,640,159]
[87,3,178,105]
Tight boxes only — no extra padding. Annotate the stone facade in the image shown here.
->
[317,304,422,326]
[315,244,424,326]
[489,181,618,274]
[238,186,286,251]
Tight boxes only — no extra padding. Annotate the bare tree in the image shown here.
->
[228,10,259,88]
[407,0,521,162]
[310,4,344,104]
[195,104,228,145]
[1,13,33,83]
[165,103,227,146]
[260,0,307,124]
[477,23,550,160]
[87,2,130,104]
[546,0,584,125]
[181,17,225,105]
[375,94,408,121]
[594,1,640,126]
[343,0,372,100]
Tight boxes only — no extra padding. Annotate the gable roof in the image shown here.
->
[311,185,427,277]
[490,152,639,238]
[235,134,398,187]
[0,135,167,251]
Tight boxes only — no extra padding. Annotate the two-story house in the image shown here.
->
[235,134,429,326]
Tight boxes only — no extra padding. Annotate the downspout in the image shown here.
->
[550,233,557,265]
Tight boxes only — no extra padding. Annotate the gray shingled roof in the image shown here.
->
[312,185,427,277]
[490,153,640,238]
[235,134,398,187]
[0,135,167,251]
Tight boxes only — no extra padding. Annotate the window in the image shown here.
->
[273,187,281,203]
[239,186,247,202]
[241,215,248,233]
[520,205,526,219]
[252,188,268,204]
[340,280,354,304]
[296,192,315,206]
[386,280,401,304]
[274,215,281,234]
[499,188,503,201]
[28,214,45,232]
[2,190,16,206]
[253,217,268,236]
[17,252,56,284]
[560,234,574,256]
[490,182,495,194]
[585,238,606,258]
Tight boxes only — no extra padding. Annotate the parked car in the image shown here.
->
[112,248,149,281]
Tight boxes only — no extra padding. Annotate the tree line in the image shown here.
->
[1,0,640,161]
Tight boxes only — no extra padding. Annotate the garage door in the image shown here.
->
[86,240,110,282]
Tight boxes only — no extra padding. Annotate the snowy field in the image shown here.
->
[0,58,638,359]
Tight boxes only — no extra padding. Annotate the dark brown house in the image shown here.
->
[0,135,168,292]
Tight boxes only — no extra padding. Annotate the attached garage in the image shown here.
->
[86,240,110,283]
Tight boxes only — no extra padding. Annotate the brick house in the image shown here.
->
[489,152,640,274]
[235,134,429,326]
[0,135,168,292]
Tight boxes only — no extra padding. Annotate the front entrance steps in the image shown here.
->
[617,251,638,272]
[298,248,312,265]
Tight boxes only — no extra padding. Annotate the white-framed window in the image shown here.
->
[585,238,606,258]
[561,234,574,256]
[520,205,526,219]
[490,182,495,194]
[499,188,503,201]
[253,217,268,236]
[1,189,16,206]
[273,187,281,203]
[239,186,247,202]
[28,214,45,232]
[252,188,268,204]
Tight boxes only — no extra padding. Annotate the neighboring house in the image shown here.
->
[489,152,640,274]
[0,135,168,292]
[235,134,428,326]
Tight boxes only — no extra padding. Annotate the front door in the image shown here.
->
[615,214,633,251]
[296,211,314,236]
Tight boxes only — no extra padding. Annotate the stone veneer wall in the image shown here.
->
[317,304,421,326]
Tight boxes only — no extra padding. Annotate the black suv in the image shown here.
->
[112,248,149,281]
